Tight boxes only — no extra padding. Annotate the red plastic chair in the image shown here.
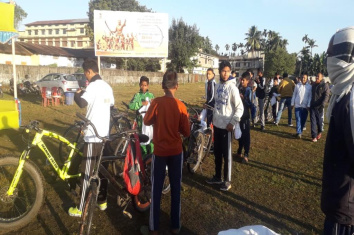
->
[51,87,64,106]
[41,87,53,107]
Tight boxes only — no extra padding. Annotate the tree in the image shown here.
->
[215,44,220,54]
[231,43,238,56]
[168,18,202,73]
[225,44,230,55]
[264,47,296,77]
[307,39,318,57]
[14,4,27,30]
[245,25,261,54]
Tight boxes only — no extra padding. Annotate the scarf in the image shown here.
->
[326,26,354,143]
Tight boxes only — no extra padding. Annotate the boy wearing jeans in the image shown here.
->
[143,71,190,235]
[206,61,243,191]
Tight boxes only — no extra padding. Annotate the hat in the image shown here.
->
[327,26,354,63]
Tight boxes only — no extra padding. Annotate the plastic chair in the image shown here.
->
[41,87,53,107]
[51,87,64,106]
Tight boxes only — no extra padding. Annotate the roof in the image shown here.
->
[25,19,89,26]
[0,41,95,58]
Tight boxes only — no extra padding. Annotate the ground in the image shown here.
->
[0,82,325,235]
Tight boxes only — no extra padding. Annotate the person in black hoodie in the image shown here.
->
[321,26,354,235]
[236,72,252,163]
[204,68,216,127]
[255,68,266,130]
[310,72,330,142]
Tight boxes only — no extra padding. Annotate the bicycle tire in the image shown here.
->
[110,116,132,135]
[187,132,205,174]
[0,155,45,232]
[59,124,84,164]
[79,181,97,235]
[112,138,129,177]
[142,155,170,195]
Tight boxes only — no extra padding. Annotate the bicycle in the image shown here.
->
[75,113,152,235]
[0,120,83,232]
[182,101,214,174]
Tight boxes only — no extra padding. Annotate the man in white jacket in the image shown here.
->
[291,73,312,138]
[206,61,244,191]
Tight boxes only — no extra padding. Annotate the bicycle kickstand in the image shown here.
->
[117,194,132,219]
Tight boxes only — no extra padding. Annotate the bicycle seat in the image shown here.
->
[137,134,149,143]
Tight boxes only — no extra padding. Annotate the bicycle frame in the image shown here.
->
[7,128,81,196]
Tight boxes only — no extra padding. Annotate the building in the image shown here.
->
[223,50,265,77]
[18,19,92,49]
[190,51,219,75]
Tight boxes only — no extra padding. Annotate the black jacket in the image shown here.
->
[321,92,354,225]
[255,76,266,99]
[310,80,329,109]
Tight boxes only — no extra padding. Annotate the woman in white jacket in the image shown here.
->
[291,74,312,138]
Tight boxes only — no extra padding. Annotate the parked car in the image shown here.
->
[71,73,89,88]
[35,73,80,95]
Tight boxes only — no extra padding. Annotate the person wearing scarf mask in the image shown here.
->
[321,26,354,234]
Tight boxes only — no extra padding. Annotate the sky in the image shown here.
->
[12,0,353,56]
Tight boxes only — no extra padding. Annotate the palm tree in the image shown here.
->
[215,44,220,54]
[262,29,268,38]
[307,39,318,57]
[225,44,230,55]
[231,43,238,56]
[280,39,289,50]
[245,25,261,56]
[302,34,309,44]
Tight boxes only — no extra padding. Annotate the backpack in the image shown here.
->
[123,133,145,195]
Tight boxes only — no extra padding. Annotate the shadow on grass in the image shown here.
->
[247,160,321,187]
[182,173,321,234]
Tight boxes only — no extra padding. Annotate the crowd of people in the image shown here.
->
[68,26,353,235]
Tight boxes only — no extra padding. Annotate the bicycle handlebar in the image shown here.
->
[21,120,40,132]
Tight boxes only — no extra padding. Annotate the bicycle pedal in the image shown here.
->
[117,196,128,207]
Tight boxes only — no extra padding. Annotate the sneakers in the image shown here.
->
[302,127,306,131]
[288,124,293,127]
[317,133,322,140]
[296,133,301,139]
[312,138,318,142]
[220,181,231,191]
[261,125,265,131]
[98,202,107,211]
[274,122,278,126]
[206,176,223,185]
[242,155,249,164]
[68,206,82,217]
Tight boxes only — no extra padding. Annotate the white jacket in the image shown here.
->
[213,78,244,129]
[291,83,312,108]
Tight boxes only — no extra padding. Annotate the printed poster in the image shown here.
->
[94,10,168,58]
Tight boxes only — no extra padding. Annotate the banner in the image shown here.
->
[0,2,17,32]
[94,10,168,58]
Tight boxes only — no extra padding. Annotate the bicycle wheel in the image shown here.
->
[187,132,205,174]
[162,170,170,195]
[59,124,84,164]
[132,157,151,212]
[0,156,44,232]
[112,138,129,177]
[79,181,97,235]
[110,116,132,135]
[142,155,170,195]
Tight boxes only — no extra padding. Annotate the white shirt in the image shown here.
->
[291,83,312,108]
[81,79,114,142]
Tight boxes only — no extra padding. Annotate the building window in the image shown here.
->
[78,41,83,47]
[63,29,66,34]
[48,29,52,35]
[35,30,38,35]
[41,29,45,35]
[71,41,75,47]
[56,29,59,35]
[28,30,31,35]
[62,41,67,47]
[80,28,84,34]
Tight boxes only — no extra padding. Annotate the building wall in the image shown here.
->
[0,54,32,65]
[18,21,92,49]
[0,64,209,85]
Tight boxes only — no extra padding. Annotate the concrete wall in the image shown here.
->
[0,64,208,85]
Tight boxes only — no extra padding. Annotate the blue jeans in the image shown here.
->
[295,107,308,134]
[275,97,292,124]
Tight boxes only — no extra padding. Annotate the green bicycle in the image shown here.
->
[0,120,83,232]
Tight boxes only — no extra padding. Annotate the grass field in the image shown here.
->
[0,82,325,235]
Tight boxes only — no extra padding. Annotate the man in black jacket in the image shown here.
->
[310,72,329,142]
[255,68,266,131]
[321,26,354,234]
